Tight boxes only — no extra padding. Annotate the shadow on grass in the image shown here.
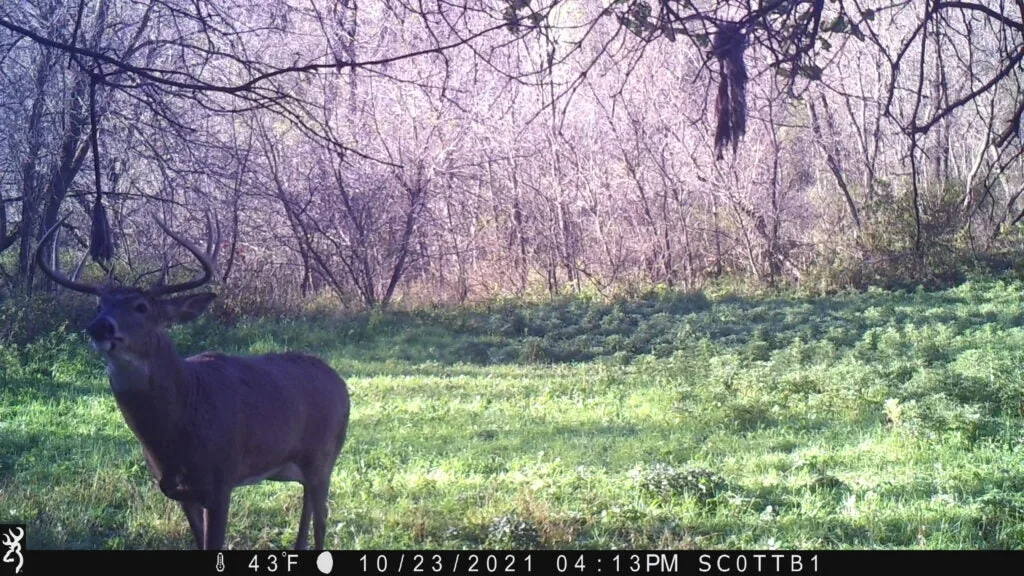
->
[10,277,1023,384]
[1,373,105,405]
[157,277,1024,376]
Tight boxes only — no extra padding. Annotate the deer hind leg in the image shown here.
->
[294,486,313,550]
[309,477,330,550]
[180,501,206,549]
[309,427,348,550]
[298,461,332,551]
[297,426,346,550]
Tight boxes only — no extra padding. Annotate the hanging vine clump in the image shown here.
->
[88,76,114,265]
[89,194,112,264]
[711,21,748,161]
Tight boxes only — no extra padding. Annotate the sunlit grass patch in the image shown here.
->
[3,277,1024,548]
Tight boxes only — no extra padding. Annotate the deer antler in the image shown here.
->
[35,215,102,295]
[148,214,217,297]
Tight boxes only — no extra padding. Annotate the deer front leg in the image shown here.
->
[180,501,205,549]
[203,487,232,550]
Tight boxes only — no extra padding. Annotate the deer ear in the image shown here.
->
[161,292,217,324]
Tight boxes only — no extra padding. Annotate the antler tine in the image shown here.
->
[71,249,89,282]
[155,254,169,288]
[35,215,101,295]
[148,215,217,297]
[134,254,169,288]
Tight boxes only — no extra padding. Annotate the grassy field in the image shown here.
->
[2,278,1024,550]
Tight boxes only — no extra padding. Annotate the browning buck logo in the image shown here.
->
[1,525,24,575]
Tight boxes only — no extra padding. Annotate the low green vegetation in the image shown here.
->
[2,277,1024,549]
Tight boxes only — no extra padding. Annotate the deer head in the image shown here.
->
[36,214,219,360]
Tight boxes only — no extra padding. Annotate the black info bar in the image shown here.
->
[9,548,1015,576]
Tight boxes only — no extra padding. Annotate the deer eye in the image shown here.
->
[134,302,150,314]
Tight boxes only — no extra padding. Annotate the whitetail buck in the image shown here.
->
[35,214,351,551]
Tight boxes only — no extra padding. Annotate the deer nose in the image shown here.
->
[87,316,116,341]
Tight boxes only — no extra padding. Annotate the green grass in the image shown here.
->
[3,278,1024,550]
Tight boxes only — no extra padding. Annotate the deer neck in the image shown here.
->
[105,331,196,458]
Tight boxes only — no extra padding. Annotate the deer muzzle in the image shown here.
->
[87,316,122,352]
